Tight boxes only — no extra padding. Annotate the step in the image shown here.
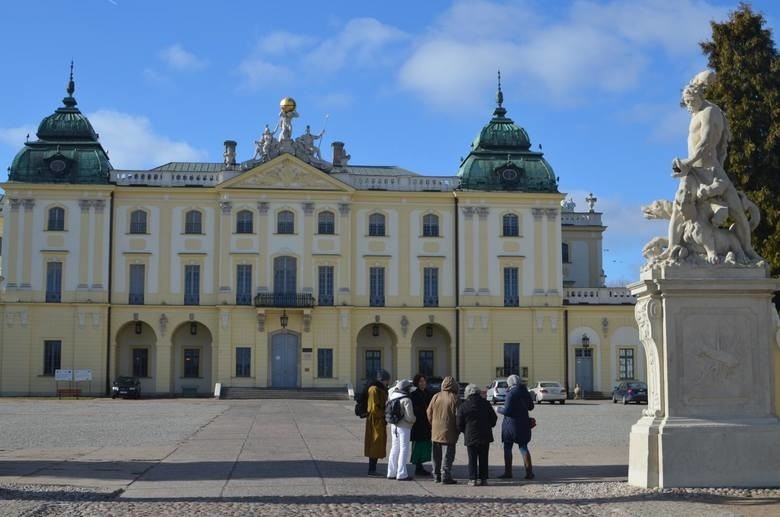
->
[220,387,349,400]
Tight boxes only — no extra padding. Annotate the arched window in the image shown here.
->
[318,211,335,234]
[502,213,519,237]
[185,210,202,234]
[47,207,65,231]
[368,213,386,236]
[273,256,297,295]
[129,210,147,234]
[236,210,253,234]
[562,242,570,263]
[277,210,294,234]
[422,213,439,237]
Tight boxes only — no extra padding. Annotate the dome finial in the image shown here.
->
[496,69,504,108]
[63,61,77,108]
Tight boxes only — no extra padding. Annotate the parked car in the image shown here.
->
[529,381,567,404]
[111,376,141,399]
[426,376,444,394]
[486,378,508,405]
[612,381,647,404]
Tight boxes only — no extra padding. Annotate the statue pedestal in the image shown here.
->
[629,267,780,488]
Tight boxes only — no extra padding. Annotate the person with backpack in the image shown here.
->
[457,383,497,486]
[497,374,535,480]
[385,379,417,481]
[409,374,433,476]
[426,375,460,484]
[364,369,390,476]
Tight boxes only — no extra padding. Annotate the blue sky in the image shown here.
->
[1,0,777,285]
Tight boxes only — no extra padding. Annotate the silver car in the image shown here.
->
[529,381,567,404]
[486,378,508,405]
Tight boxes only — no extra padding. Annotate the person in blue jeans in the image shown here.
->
[497,374,534,479]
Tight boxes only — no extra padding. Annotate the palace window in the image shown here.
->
[236,210,253,234]
[423,267,439,307]
[47,207,65,231]
[43,340,61,376]
[317,348,333,378]
[277,210,295,234]
[368,213,386,236]
[185,210,202,234]
[318,266,334,306]
[132,348,149,377]
[318,211,335,234]
[503,343,520,377]
[369,267,385,307]
[45,262,62,303]
[502,214,519,237]
[503,267,519,307]
[183,348,200,377]
[422,214,439,237]
[619,348,635,380]
[129,264,145,305]
[365,350,381,381]
[562,242,570,263]
[418,350,434,377]
[236,264,252,305]
[184,265,200,305]
[129,210,147,234]
[235,347,251,377]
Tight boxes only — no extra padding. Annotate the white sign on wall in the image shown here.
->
[54,369,73,382]
[74,369,92,382]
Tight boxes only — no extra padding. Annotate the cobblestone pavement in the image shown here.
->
[0,398,777,516]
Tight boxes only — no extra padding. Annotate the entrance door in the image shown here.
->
[271,333,299,388]
[575,347,593,392]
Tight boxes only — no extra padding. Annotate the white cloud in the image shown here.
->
[0,125,35,147]
[257,31,314,56]
[88,110,207,169]
[399,0,725,108]
[237,58,294,91]
[315,92,353,111]
[305,18,409,71]
[159,44,207,71]
[618,102,690,143]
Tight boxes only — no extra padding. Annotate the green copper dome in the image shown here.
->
[457,79,557,193]
[8,66,111,184]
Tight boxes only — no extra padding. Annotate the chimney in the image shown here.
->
[331,141,350,168]
[223,140,237,167]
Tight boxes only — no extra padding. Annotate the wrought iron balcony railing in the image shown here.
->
[128,293,145,305]
[504,296,519,307]
[254,292,316,308]
[184,293,200,305]
[236,293,253,306]
[423,296,439,307]
[45,292,61,303]
[318,294,334,306]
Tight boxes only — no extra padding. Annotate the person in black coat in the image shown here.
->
[456,383,498,486]
[496,374,535,479]
[409,374,433,476]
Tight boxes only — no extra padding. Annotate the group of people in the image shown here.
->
[362,370,535,485]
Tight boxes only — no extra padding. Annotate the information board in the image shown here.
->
[54,369,74,381]
[74,369,92,381]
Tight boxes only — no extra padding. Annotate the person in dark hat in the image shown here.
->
[497,374,535,480]
[365,369,390,476]
[410,374,433,476]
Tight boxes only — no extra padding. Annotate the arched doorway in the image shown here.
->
[269,331,300,388]
[410,324,451,378]
[355,323,397,383]
[115,321,157,395]
[172,321,213,395]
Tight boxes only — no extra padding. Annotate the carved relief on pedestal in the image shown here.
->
[635,297,663,417]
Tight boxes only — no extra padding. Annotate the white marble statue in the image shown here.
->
[295,125,324,160]
[278,107,299,142]
[641,70,762,268]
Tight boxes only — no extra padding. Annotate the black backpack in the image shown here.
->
[385,395,409,425]
[354,385,369,418]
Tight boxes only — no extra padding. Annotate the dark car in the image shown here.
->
[426,376,444,394]
[112,376,141,399]
[612,381,647,404]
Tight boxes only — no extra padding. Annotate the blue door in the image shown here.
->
[575,348,593,393]
[271,333,299,388]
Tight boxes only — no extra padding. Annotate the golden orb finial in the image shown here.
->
[279,97,297,113]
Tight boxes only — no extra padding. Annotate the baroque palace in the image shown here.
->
[0,74,642,397]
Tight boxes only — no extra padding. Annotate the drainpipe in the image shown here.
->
[563,308,569,397]
[105,191,114,395]
[454,194,460,380]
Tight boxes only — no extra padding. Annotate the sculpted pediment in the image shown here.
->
[223,155,351,191]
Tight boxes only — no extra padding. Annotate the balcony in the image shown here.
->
[254,292,316,308]
[235,293,253,306]
[128,293,144,305]
[45,292,61,303]
[564,287,636,305]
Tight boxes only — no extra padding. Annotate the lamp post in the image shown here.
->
[280,310,289,331]
[581,334,590,348]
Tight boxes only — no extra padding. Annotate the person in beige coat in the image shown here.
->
[426,376,460,484]
[364,369,390,476]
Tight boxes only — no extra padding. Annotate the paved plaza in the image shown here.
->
[0,398,778,516]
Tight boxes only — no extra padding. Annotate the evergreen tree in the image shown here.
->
[701,3,780,274]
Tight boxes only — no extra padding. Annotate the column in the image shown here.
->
[155,313,173,394]
[257,202,269,292]
[93,200,106,296]
[531,208,545,295]
[217,307,232,385]
[302,202,314,291]
[21,199,34,288]
[218,201,232,304]
[255,309,268,386]
[462,206,475,295]
[301,309,314,387]
[77,200,91,289]
[476,207,490,294]
[6,199,21,288]
[545,208,559,294]
[338,203,351,305]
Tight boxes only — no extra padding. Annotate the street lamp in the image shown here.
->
[581,334,590,348]
[372,323,379,337]
[280,310,289,329]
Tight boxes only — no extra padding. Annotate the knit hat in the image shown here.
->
[507,374,521,387]
[396,378,416,394]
